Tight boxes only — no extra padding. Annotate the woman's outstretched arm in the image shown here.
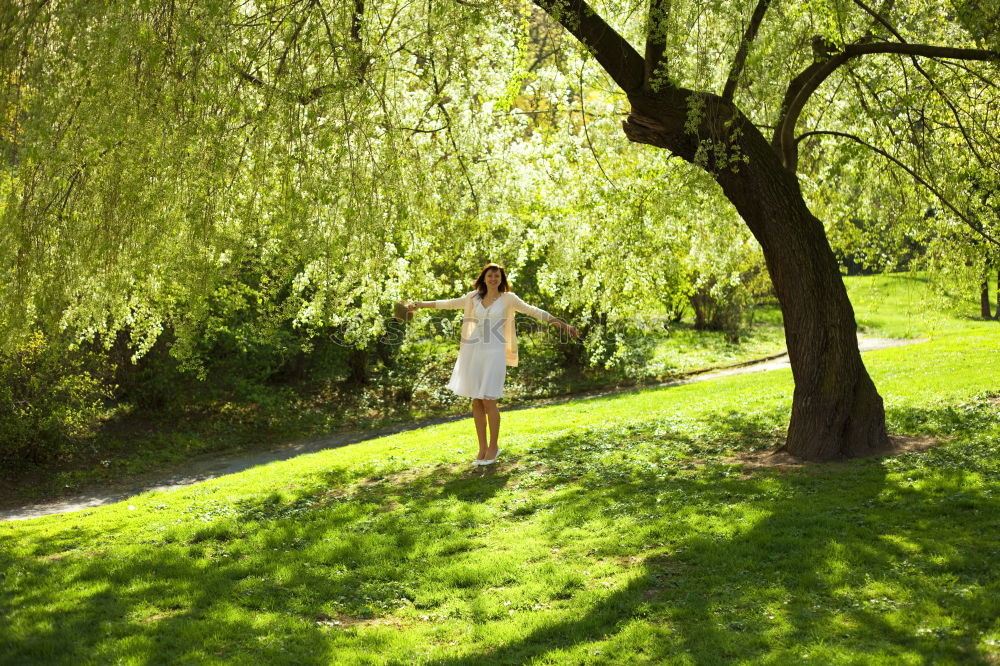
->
[508,293,580,338]
[406,294,468,311]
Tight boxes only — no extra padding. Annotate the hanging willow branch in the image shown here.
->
[775,41,1000,171]
[722,0,772,102]
[797,129,1000,247]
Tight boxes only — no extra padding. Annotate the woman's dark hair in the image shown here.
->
[474,263,509,297]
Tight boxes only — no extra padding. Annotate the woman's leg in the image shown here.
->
[471,398,488,460]
[483,399,500,459]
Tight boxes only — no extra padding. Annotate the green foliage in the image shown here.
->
[794,4,1000,298]
[3,0,995,378]
[0,332,112,466]
[952,0,1000,49]
[688,271,765,338]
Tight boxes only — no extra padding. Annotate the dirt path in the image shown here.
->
[0,336,924,522]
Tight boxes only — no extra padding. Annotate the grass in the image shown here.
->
[2,273,999,663]
[845,272,973,338]
[644,315,786,376]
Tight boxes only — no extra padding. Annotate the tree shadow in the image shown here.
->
[432,475,994,663]
[2,404,997,663]
[1,460,519,663]
[421,404,998,663]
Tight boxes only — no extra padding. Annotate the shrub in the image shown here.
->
[0,332,114,468]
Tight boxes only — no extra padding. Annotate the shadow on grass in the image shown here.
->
[422,401,998,663]
[2,403,998,664]
[435,470,996,663]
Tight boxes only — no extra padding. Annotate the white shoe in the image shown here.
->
[482,448,502,465]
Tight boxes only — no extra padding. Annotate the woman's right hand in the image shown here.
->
[405,301,418,312]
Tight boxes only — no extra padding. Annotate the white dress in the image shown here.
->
[446,294,508,399]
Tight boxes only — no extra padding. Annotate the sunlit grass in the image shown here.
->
[845,272,978,338]
[645,319,786,375]
[2,274,999,663]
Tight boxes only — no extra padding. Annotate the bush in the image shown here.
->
[0,332,114,468]
[688,267,773,342]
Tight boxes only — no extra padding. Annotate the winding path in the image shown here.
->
[0,336,923,522]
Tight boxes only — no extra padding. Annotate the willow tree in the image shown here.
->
[1,0,528,360]
[797,16,1000,318]
[513,0,998,460]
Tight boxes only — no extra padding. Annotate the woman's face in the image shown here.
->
[484,268,502,289]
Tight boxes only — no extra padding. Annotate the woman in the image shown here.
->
[406,263,579,466]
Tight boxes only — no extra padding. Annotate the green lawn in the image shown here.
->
[845,272,974,338]
[644,316,786,376]
[2,274,999,664]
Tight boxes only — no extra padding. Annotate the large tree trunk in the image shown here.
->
[995,269,999,321]
[625,91,889,461]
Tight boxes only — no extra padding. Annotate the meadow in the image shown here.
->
[2,274,998,664]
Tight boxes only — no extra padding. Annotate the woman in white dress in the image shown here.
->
[406,263,579,466]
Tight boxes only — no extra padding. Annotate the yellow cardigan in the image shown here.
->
[429,291,553,367]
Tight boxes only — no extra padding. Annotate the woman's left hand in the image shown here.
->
[566,325,580,339]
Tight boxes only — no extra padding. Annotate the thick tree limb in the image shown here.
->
[797,129,1000,246]
[532,0,645,94]
[846,42,1000,60]
[772,52,851,167]
[721,0,771,102]
[775,41,999,170]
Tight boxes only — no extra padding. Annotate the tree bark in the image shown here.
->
[346,347,369,386]
[982,276,993,319]
[624,91,889,460]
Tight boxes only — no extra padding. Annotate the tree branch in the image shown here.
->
[797,130,1000,246]
[773,51,851,168]
[315,0,344,74]
[237,67,337,105]
[845,42,1000,60]
[644,0,669,92]
[351,0,364,46]
[909,61,987,167]
[851,0,905,42]
[722,0,771,102]
[424,47,478,214]
[774,40,999,170]
[532,0,645,94]
[935,57,1000,90]
[275,0,315,77]
[579,58,618,190]
[849,4,994,170]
